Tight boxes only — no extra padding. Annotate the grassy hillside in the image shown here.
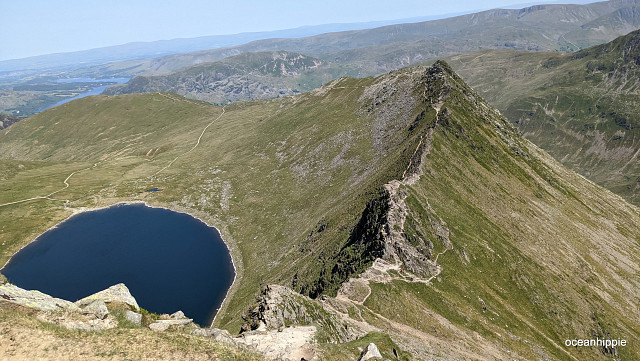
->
[445,29,640,206]
[1,62,639,360]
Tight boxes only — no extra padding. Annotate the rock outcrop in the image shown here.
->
[238,325,318,361]
[0,284,80,312]
[0,283,137,332]
[191,328,237,345]
[76,283,139,310]
[148,310,193,331]
[242,284,364,343]
[358,342,383,361]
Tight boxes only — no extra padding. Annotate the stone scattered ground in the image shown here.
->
[0,283,265,361]
[0,310,263,361]
[238,326,318,361]
[0,281,324,361]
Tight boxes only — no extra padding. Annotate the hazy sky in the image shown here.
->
[1,0,593,61]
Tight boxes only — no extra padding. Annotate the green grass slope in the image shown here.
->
[446,29,640,206]
[0,62,639,360]
[366,61,640,360]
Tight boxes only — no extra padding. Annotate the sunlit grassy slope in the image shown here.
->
[1,62,639,360]
[445,29,640,206]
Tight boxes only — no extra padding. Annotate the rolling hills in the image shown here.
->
[102,0,640,77]
[4,0,640,118]
[1,61,639,360]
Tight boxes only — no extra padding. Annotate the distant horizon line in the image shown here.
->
[0,0,595,62]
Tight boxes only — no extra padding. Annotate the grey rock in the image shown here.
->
[76,283,139,311]
[0,284,80,312]
[191,328,236,345]
[125,310,142,325]
[37,313,117,332]
[149,318,193,332]
[358,342,382,361]
[170,310,185,319]
[149,322,171,332]
[247,284,363,343]
[80,299,108,319]
[190,328,211,337]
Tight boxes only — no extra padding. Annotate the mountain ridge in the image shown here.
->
[123,0,640,76]
[1,61,639,359]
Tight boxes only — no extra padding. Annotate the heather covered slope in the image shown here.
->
[1,62,639,360]
[446,28,640,206]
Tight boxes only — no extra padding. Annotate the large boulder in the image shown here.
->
[0,284,80,312]
[76,283,139,311]
[148,318,193,331]
[358,343,382,361]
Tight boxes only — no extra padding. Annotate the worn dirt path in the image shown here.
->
[153,106,225,176]
[0,162,101,208]
[0,104,225,208]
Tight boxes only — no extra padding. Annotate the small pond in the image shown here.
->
[2,203,234,327]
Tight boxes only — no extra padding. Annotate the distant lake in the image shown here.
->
[55,78,130,84]
[1,203,234,327]
[39,77,129,112]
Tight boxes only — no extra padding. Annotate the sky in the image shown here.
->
[0,0,594,61]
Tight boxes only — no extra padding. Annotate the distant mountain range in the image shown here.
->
[0,14,467,75]
[100,0,640,101]
[94,0,640,78]
[3,0,640,117]
[103,51,350,103]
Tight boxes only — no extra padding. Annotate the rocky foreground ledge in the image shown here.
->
[1,282,379,360]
